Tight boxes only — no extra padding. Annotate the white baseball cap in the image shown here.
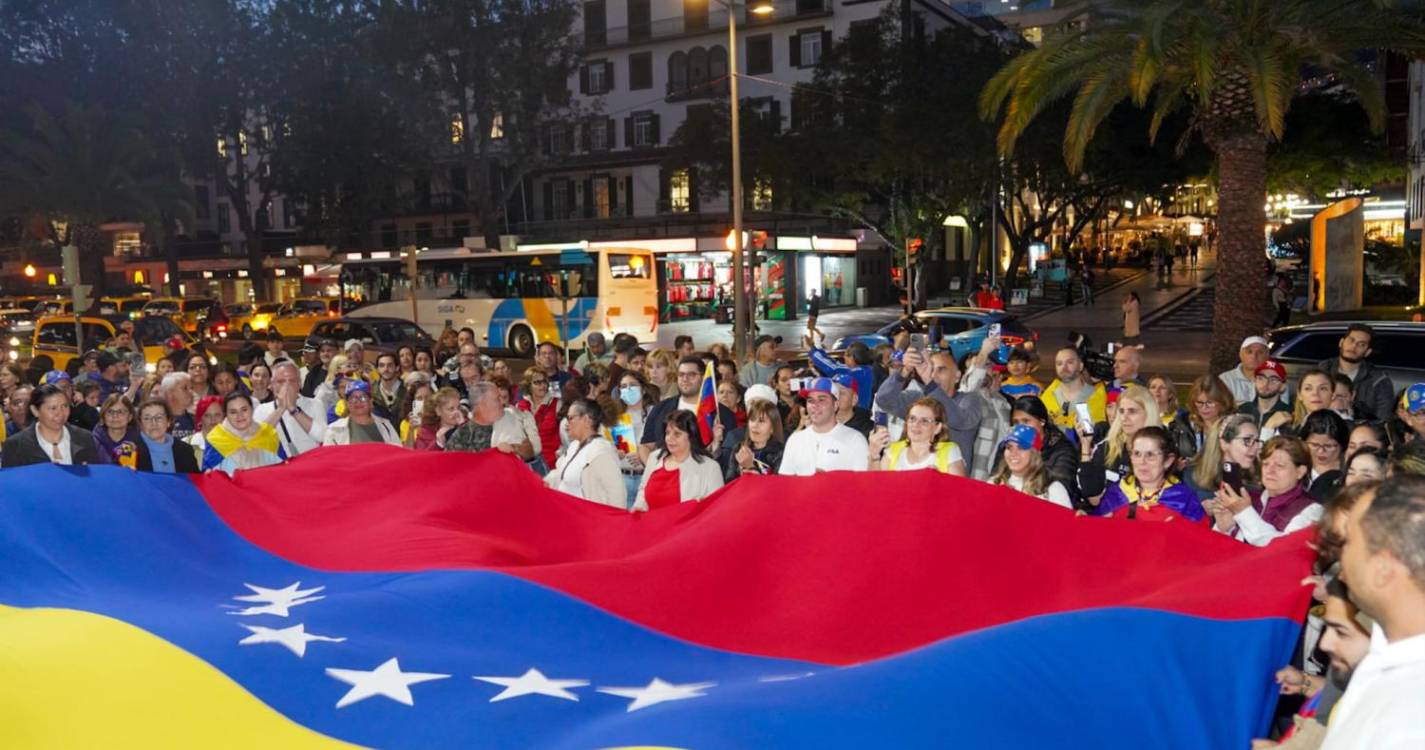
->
[744,384,778,408]
[1240,336,1269,350]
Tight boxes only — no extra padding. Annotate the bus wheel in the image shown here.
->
[508,325,535,357]
[242,325,254,340]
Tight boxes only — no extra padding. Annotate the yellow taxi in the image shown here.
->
[97,295,152,319]
[268,297,339,339]
[142,296,219,333]
[32,298,73,316]
[226,301,284,339]
[30,314,192,372]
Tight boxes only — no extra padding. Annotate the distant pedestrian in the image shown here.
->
[1189,241,1200,267]
[1271,276,1293,329]
[1079,266,1095,306]
[805,290,824,348]
[1122,292,1141,345]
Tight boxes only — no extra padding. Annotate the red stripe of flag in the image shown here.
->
[695,359,717,445]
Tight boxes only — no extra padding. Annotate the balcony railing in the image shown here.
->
[583,0,829,50]
[666,77,730,101]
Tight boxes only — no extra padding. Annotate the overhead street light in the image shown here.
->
[714,0,775,362]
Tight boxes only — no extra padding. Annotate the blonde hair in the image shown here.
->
[1293,370,1333,426]
[1105,384,1161,466]
[1147,374,1179,423]
[324,354,350,384]
[989,445,1048,496]
[1190,413,1258,490]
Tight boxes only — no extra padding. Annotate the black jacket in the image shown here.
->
[639,396,737,448]
[717,427,785,482]
[1,424,109,468]
[134,436,201,474]
[1317,357,1396,422]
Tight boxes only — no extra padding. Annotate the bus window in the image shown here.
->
[607,253,651,279]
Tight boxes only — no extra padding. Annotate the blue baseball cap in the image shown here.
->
[1001,423,1043,451]
[798,377,835,398]
[830,372,858,394]
[42,370,72,386]
[1406,382,1425,414]
[344,380,371,398]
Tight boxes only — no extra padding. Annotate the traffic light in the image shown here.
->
[61,245,80,285]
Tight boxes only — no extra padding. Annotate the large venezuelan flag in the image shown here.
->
[1,446,1314,749]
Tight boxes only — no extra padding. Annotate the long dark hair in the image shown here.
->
[659,409,712,463]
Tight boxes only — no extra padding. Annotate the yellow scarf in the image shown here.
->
[1120,474,1179,512]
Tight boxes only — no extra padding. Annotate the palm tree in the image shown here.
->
[979,0,1425,371]
[0,101,191,301]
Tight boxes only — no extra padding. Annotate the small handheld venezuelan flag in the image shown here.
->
[695,359,717,445]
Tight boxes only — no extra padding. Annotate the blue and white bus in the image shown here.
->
[339,246,657,356]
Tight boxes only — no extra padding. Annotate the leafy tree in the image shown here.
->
[372,0,583,246]
[980,0,1425,371]
[1268,91,1404,198]
[0,102,191,298]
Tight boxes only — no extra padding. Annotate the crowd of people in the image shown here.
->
[1,317,1423,747]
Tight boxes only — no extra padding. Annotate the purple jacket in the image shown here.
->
[1097,479,1205,522]
[1251,484,1316,531]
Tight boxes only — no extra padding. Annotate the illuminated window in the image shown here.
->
[489,113,504,139]
[670,169,691,213]
[451,116,465,144]
[216,137,227,157]
[752,178,773,211]
[239,131,249,155]
[593,179,611,218]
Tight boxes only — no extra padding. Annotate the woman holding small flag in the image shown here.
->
[201,391,285,475]
[634,409,724,511]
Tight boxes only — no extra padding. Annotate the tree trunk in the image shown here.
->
[163,215,182,296]
[73,223,108,304]
[1209,130,1269,373]
[245,225,267,301]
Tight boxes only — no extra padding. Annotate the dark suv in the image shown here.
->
[1268,321,1425,394]
[305,317,435,364]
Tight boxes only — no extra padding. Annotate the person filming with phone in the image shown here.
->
[868,396,966,475]
[1184,414,1260,501]
[874,339,982,461]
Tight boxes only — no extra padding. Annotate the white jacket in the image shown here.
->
[633,449,725,511]
[546,437,626,509]
[322,416,401,446]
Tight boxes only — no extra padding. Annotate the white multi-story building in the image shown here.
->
[513,0,988,319]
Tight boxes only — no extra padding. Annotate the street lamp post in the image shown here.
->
[716,0,774,362]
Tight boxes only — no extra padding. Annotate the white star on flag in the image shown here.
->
[473,668,589,702]
[238,623,346,657]
[228,582,325,617]
[597,677,717,712]
[325,657,450,709]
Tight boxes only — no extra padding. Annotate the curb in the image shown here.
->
[1019,269,1150,322]
[1140,272,1218,328]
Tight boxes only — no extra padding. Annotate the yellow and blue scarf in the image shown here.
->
[202,422,285,471]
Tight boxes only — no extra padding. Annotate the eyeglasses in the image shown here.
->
[1232,436,1261,447]
[1305,441,1339,453]
[905,415,938,426]
[677,371,701,379]
[347,393,371,403]
[139,414,168,424]
[1255,375,1283,384]
[1193,399,1217,408]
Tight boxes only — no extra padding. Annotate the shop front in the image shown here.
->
[575,235,858,323]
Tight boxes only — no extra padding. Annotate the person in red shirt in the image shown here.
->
[634,410,724,511]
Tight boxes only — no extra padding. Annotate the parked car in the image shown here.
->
[831,307,1039,362]
[269,297,340,339]
[304,317,435,365]
[142,296,221,334]
[31,314,192,372]
[226,302,283,340]
[97,296,152,319]
[33,298,73,316]
[1268,321,1425,395]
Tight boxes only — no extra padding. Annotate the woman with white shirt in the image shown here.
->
[545,398,626,509]
[1206,435,1321,546]
[868,396,966,475]
[988,423,1072,508]
[0,384,108,467]
[634,409,724,511]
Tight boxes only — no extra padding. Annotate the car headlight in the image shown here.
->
[8,336,18,347]
[7,350,16,361]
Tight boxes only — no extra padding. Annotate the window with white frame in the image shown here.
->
[801,31,822,67]
[588,62,608,94]
[634,116,654,147]
[590,119,609,150]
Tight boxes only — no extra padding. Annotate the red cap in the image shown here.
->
[1254,360,1287,380]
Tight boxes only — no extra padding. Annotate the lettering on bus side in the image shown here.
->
[436,304,466,314]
